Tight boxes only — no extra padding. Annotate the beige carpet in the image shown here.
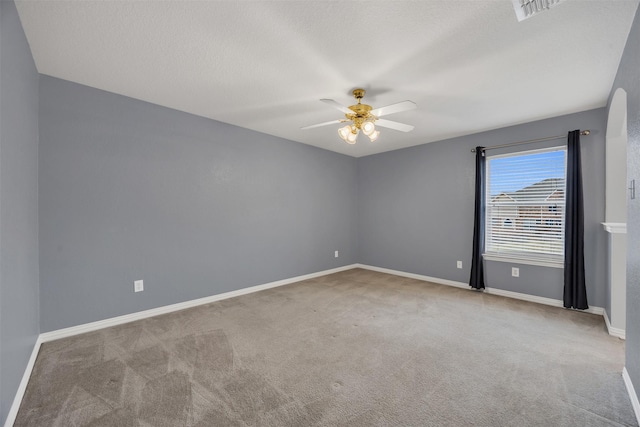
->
[15,268,636,426]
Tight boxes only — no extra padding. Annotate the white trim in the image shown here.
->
[40,264,358,343]
[603,309,626,339]
[602,222,627,234]
[355,264,604,316]
[623,367,640,427]
[485,286,603,315]
[354,264,469,289]
[4,336,43,427]
[483,254,564,268]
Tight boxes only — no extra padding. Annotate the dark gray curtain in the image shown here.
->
[469,147,485,290]
[563,130,588,309]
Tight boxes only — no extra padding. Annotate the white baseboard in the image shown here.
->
[485,286,604,316]
[4,336,43,427]
[355,264,605,316]
[4,263,357,427]
[354,264,470,289]
[623,367,640,427]
[603,309,626,339]
[39,264,358,343]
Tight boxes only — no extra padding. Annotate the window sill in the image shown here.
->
[482,254,564,269]
[602,222,627,234]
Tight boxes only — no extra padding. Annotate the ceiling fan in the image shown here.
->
[302,89,417,144]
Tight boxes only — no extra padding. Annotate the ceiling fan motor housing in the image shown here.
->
[347,89,374,130]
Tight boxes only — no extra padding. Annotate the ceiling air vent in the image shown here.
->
[512,0,565,22]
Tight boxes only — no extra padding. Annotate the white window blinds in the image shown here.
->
[485,147,566,263]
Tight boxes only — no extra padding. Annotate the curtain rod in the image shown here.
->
[470,130,590,153]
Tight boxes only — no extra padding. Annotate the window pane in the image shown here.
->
[485,148,566,262]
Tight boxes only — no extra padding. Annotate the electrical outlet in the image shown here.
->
[134,280,144,292]
[511,267,519,278]
[334,250,339,258]
[457,260,463,269]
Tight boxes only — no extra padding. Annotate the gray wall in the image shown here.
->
[608,3,640,408]
[39,76,358,332]
[0,0,40,424]
[358,108,607,307]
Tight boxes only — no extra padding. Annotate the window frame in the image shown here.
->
[483,145,566,268]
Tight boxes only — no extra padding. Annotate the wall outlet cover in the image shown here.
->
[511,267,520,277]
[334,251,339,258]
[457,261,463,269]
[134,280,144,292]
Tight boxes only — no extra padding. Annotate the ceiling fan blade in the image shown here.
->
[320,99,353,115]
[370,100,416,117]
[375,119,415,132]
[301,119,344,130]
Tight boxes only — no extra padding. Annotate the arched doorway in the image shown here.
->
[604,88,628,337]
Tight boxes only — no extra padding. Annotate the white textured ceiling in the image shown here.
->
[15,0,640,157]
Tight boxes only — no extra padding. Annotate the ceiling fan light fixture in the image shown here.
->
[361,121,376,136]
[368,130,380,142]
[338,125,351,140]
[346,129,358,144]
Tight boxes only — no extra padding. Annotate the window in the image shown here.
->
[485,147,566,266]
[522,218,540,230]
